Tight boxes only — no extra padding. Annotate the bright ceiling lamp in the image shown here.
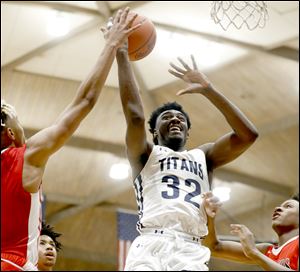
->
[212,187,231,202]
[156,28,220,69]
[109,163,130,180]
[47,11,70,37]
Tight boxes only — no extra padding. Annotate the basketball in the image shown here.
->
[127,13,156,61]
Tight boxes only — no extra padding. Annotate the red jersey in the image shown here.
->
[1,145,42,269]
[265,235,299,270]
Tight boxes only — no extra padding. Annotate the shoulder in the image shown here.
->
[256,242,274,254]
[198,143,214,155]
[128,142,153,179]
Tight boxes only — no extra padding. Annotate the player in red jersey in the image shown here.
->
[203,193,299,271]
[1,8,141,271]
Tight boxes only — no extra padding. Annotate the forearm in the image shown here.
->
[73,43,118,107]
[249,251,297,271]
[202,85,258,140]
[203,216,219,249]
[116,49,145,123]
[203,217,254,264]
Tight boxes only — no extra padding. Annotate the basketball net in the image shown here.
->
[211,1,269,31]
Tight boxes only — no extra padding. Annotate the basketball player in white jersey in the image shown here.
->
[1,8,141,271]
[115,42,258,270]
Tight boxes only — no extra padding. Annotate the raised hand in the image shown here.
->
[202,191,222,218]
[230,224,259,258]
[168,55,212,96]
[100,7,141,49]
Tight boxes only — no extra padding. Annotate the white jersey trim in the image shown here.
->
[1,147,9,154]
[271,235,299,256]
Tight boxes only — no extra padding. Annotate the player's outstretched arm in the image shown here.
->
[24,8,141,189]
[230,224,298,271]
[115,32,152,178]
[168,55,258,170]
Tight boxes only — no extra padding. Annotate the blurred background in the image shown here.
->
[1,1,299,271]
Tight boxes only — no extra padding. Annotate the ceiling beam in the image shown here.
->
[257,113,299,136]
[1,18,102,71]
[110,1,152,12]
[45,192,83,205]
[3,1,100,16]
[214,168,293,197]
[4,1,151,16]
[153,21,299,62]
[131,64,159,113]
[47,180,131,225]
[95,1,111,20]
[24,127,126,158]
[268,46,299,61]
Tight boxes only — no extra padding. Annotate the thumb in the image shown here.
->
[176,84,202,96]
[100,27,107,34]
[176,88,192,96]
[202,191,213,199]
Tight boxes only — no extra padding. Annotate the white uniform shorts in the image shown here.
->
[124,228,211,271]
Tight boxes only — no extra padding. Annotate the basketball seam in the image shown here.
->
[128,25,155,55]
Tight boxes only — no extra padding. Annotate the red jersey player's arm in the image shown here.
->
[249,248,299,271]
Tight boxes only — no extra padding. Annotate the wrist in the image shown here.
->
[203,83,214,92]
[116,49,129,60]
[104,41,119,52]
[247,248,261,260]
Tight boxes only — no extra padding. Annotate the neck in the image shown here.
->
[38,265,53,271]
[1,143,13,152]
[277,228,299,246]
[160,139,185,152]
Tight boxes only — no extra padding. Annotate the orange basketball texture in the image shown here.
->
[127,14,157,61]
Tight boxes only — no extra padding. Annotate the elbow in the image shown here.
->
[247,128,259,142]
[126,103,145,126]
[245,128,259,143]
[129,114,145,126]
[239,126,259,143]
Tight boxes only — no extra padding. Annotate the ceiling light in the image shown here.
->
[47,11,70,37]
[109,163,130,180]
[212,186,231,202]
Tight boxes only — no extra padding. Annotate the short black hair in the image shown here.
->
[291,193,299,202]
[1,105,8,132]
[148,102,191,144]
[41,222,62,251]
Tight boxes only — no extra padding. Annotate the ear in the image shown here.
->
[7,127,15,141]
[153,129,158,137]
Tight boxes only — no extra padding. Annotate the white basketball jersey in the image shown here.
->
[133,145,210,237]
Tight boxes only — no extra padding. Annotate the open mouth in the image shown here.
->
[168,124,182,132]
[45,252,54,257]
[272,213,281,219]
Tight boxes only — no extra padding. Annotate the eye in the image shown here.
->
[162,115,170,120]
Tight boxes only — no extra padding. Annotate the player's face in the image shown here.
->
[272,199,299,229]
[38,235,57,271]
[155,109,189,148]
